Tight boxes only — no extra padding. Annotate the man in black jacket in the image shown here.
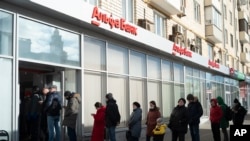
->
[105,93,121,141]
[186,94,203,141]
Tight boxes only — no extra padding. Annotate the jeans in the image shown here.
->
[47,116,61,141]
[107,126,116,141]
[189,124,200,141]
[211,123,221,141]
[67,127,77,141]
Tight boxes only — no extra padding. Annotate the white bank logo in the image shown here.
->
[234,129,247,136]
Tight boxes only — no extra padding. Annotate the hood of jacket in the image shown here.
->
[211,98,218,106]
[73,93,81,103]
[216,96,225,105]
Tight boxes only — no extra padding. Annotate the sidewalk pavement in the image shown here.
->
[163,114,250,141]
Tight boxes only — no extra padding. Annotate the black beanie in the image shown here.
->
[178,98,186,104]
[106,93,113,100]
[186,94,194,100]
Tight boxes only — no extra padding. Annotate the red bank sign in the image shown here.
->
[91,7,137,36]
[208,60,220,69]
[172,44,192,57]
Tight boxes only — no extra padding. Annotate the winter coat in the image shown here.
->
[146,108,161,136]
[210,99,223,124]
[187,101,203,125]
[216,96,229,128]
[29,93,42,119]
[168,105,189,133]
[152,124,167,135]
[232,103,247,125]
[44,91,63,116]
[105,99,121,127]
[128,108,142,138]
[91,106,106,141]
[62,93,81,129]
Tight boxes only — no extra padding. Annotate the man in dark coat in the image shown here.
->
[232,98,247,125]
[105,93,121,141]
[186,94,203,141]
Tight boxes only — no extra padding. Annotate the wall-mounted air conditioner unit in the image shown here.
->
[173,24,183,35]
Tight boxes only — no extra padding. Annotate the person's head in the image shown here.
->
[106,93,113,101]
[32,86,40,94]
[133,102,141,110]
[149,100,157,109]
[210,98,217,107]
[186,94,194,102]
[94,102,102,109]
[49,85,57,93]
[178,98,186,106]
[216,96,225,105]
[64,90,73,100]
[234,98,240,106]
[156,118,163,125]
[42,87,49,95]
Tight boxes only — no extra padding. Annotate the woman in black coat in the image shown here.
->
[168,98,189,141]
[127,102,142,141]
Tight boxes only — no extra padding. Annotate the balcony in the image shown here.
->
[238,10,248,20]
[205,24,223,43]
[239,31,249,43]
[240,53,250,63]
[146,0,183,16]
[204,0,221,12]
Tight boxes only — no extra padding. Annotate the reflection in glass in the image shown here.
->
[0,11,13,56]
[174,63,184,82]
[130,51,146,77]
[162,60,172,81]
[174,84,185,105]
[162,82,174,117]
[147,56,160,79]
[19,18,80,66]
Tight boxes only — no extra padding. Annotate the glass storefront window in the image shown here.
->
[147,55,161,79]
[130,51,146,77]
[185,76,193,94]
[84,36,106,70]
[193,68,200,78]
[0,11,13,56]
[147,81,161,108]
[173,63,184,83]
[186,67,193,76]
[162,82,174,117]
[108,43,128,74]
[0,58,12,140]
[162,60,172,81]
[174,84,185,104]
[19,17,80,66]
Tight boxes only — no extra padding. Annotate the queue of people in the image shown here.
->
[20,87,248,141]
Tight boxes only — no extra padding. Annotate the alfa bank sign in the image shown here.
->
[172,44,192,57]
[91,7,137,36]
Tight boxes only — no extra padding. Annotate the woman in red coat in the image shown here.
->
[91,102,106,141]
[210,99,223,141]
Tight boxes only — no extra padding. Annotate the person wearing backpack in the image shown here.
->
[216,96,229,141]
[232,98,247,125]
[44,85,63,141]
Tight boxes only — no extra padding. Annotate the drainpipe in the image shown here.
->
[222,0,226,65]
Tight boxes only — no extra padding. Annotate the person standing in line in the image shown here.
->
[91,102,106,141]
[127,102,142,141]
[105,93,121,141]
[168,98,189,141]
[210,98,223,141]
[40,87,50,141]
[216,96,229,141]
[186,94,203,141]
[232,98,247,125]
[62,91,81,141]
[44,85,63,141]
[146,101,161,141]
[152,118,167,141]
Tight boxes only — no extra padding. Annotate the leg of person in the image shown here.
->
[47,116,55,141]
[172,131,178,141]
[189,124,195,141]
[108,126,116,141]
[67,126,77,141]
[212,123,221,141]
[178,132,185,141]
[54,116,61,141]
[193,124,200,141]
[146,135,151,141]
[221,128,229,141]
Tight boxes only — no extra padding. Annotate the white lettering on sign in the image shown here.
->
[234,129,247,136]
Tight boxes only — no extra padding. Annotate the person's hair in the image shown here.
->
[94,102,102,108]
[156,118,163,124]
[186,94,194,101]
[150,100,157,107]
[178,98,186,104]
[133,102,141,108]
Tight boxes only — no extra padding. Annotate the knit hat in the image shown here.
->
[64,91,72,97]
[133,102,141,108]
[106,93,113,100]
[234,98,239,103]
[178,98,186,104]
[186,94,194,101]
[157,118,163,124]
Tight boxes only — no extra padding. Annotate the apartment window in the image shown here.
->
[235,39,238,56]
[224,5,227,19]
[196,37,202,55]
[230,11,232,25]
[239,19,248,33]
[213,8,222,29]
[194,0,201,23]
[208,44,213,60]
[225,29,228,44]
[154,12,165,37]
[85,0,98,6]
[122,0,134,22]
[230,34,233,47]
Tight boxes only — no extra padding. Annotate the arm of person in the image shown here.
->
[153,124,166,135]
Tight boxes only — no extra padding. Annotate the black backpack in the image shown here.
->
[48,95,62,116]
[225,105,233,121]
